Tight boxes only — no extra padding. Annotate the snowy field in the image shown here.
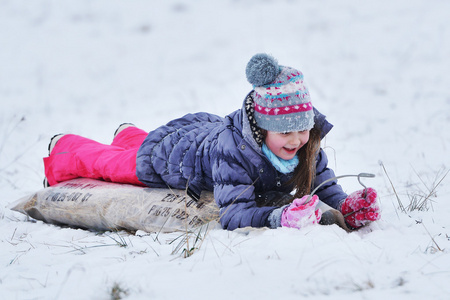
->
[1,0,450,299]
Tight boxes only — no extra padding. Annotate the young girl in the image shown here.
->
[44,54,380,231]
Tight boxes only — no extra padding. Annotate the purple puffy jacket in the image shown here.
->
[136,94,347,230]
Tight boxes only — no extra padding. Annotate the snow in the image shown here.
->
[1,0,450,299]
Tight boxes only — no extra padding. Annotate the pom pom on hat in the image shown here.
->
[245,53,280,87]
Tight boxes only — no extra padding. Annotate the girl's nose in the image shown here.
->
[289,133,302,146]
[290,131,309,147]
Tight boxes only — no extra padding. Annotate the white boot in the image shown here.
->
[44,133,65,187]
[113,123,135,138]
[48,134,65,155]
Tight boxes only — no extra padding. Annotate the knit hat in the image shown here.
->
[245,53,314,133]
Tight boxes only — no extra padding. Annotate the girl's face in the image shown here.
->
[265,130,310,160]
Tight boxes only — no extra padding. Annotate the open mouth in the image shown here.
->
[283,147,298,155]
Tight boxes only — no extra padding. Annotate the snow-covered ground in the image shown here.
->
[1,0,450,299]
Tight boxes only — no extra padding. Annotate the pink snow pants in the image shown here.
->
[43,127,148,186]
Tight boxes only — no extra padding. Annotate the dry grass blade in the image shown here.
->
[380,161,405,213]
[406,168,449,212]
[417,220,443,252]
[107,231,129,248]
[170,222,212,257]
[171,177,259,258]
[166,177,217,258]
[110,282,129,300]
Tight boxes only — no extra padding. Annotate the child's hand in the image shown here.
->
[340,188,380,229]
[281,195,322,229]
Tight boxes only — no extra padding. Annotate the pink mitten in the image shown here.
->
[341,188,380,229]
[281,195,322,229]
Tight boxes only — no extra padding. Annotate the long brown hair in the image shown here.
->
[290,124,322,198]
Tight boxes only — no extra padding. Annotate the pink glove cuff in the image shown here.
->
[281,195,322,229]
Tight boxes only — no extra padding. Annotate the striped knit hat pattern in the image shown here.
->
[245,53,314,133]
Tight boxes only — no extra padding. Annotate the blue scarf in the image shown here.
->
[262,143,299,174]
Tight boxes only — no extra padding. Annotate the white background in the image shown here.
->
[1,0,449,299]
